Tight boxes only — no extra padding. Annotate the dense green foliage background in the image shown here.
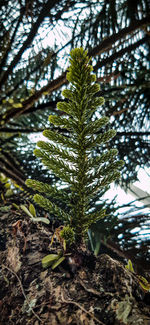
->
[0,0,149,268]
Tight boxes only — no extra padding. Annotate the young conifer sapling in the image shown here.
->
[26,48,124,248]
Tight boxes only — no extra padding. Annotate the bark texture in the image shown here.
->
[0,209,150,325]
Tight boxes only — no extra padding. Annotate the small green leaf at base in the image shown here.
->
[20,204,50,224]
[51,256,65,270]
[125,259,134,273]
[29,203,36,217]
[138,276,150,293]
[20,204,33,218]
[42,254,59,268]
[31,217,50,224]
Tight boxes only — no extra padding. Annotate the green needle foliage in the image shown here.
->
[26,48,124,244]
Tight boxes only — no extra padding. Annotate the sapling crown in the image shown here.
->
[26,48,124,244]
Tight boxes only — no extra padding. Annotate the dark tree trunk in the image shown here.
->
[0,206,150,325]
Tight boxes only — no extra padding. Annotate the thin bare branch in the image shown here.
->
[0,0,61,89]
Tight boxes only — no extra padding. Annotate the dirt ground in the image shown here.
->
[0,204,150,325]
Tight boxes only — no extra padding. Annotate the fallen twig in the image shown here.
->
[61,289,105,325]
[2,264,42,322]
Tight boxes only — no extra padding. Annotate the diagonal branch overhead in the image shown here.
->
[0,7,25,73]
[0,0,62,90]
[0,72,67,126]
[94,36,148,71]
[88,15,150,57]
[0,15,149,128]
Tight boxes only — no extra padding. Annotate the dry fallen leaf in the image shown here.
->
[7,245,21,272]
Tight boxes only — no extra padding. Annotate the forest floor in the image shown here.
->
[0,202,150,325]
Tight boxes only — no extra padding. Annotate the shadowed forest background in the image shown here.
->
[0,0,150,270]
